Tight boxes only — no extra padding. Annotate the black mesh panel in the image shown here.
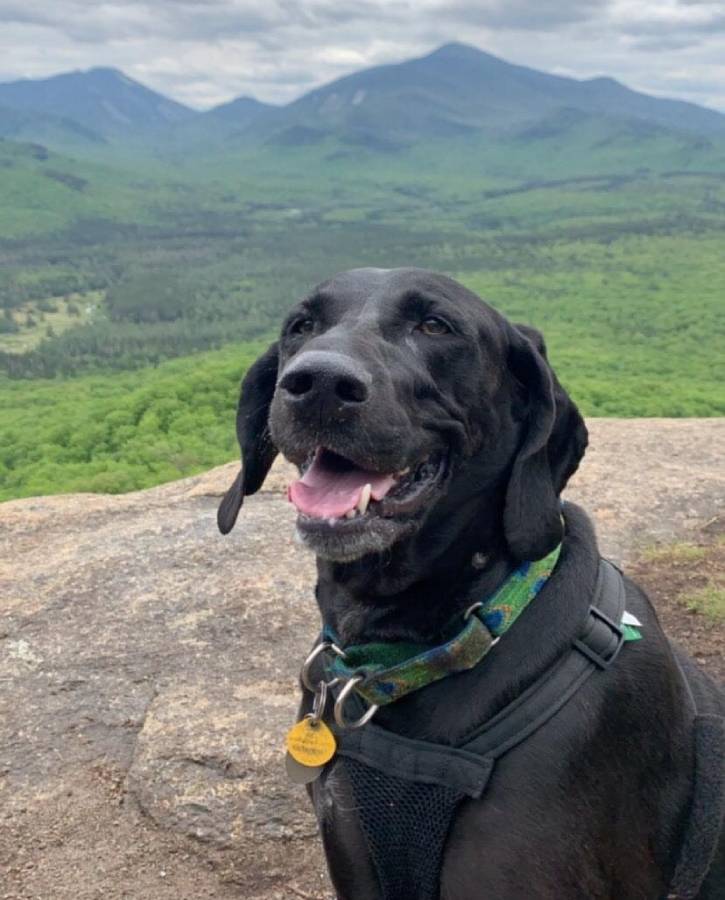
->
[343,756,463,900]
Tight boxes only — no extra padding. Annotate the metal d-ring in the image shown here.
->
[463,602,501,650]
[301,641,347,692]
[464,601,483,620]
[334,676,379,729]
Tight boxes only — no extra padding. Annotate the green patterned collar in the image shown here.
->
[326,543,562,708]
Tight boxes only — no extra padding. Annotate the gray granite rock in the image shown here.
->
[1,419,723,898]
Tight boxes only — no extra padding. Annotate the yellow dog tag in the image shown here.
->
[286,717,337,768]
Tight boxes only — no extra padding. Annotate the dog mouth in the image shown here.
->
[288,447,448,526]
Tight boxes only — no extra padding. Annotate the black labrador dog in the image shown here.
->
[218,268,724,899]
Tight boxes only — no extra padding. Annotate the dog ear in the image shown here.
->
[217,342,279,535]
[503,324,588,561]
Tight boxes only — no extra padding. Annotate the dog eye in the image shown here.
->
[418,316,451,336]
[290,317,314,336]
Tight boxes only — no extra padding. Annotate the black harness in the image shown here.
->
[321,560,724,900]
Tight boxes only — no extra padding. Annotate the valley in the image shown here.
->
[1,43,724,501]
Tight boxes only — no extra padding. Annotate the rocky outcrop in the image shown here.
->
[1,419,723,899]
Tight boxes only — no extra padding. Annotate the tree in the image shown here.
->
[0,310,18,334]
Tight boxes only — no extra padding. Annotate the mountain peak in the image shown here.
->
[83,67,127,79]
[420,42,503,67]
[586,75,622,88]
[0,66,193,138]
[204,94,276,125]
[428,41,482,56]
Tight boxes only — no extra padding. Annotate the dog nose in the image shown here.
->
[279,351,371,409]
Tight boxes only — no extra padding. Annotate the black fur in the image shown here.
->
[217,341,279,534]
[218,267,724,898]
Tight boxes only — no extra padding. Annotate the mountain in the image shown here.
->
[201,95,274,127]
[0,104,106,148]
[166,95,276,147]
[1,44,724,161]
[0,67,193,139]
[247,42,725,150]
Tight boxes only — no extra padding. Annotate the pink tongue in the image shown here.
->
[288,451,397,518]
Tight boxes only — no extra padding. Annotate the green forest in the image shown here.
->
[1,114,724,501]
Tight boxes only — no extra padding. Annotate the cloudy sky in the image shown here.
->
[1,0,724,111]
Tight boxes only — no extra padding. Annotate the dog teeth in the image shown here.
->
[345,509,357,519]
[357,483,372,515]
[397,467,411,477]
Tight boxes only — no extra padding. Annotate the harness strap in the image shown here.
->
[339,724,494,798]
[334,559,627,900]
[336,559,626,793]
[331,562,724,900]
[462,559,625,759]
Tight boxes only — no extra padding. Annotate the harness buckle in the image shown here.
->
[574,605,625,670]
[334,676,379,729]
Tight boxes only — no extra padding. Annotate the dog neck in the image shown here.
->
[314,488,519,647]
[322,503,601,739]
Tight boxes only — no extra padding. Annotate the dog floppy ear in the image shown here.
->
[217,342,279,535]
[503,324,588,561]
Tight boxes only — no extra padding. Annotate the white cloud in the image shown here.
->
[0,0,723,111]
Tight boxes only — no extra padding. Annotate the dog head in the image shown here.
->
[218,267,587,566]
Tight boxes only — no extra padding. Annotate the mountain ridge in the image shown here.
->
[1,43,724,163]
[0,67,194,141]
[267,42,725,145]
